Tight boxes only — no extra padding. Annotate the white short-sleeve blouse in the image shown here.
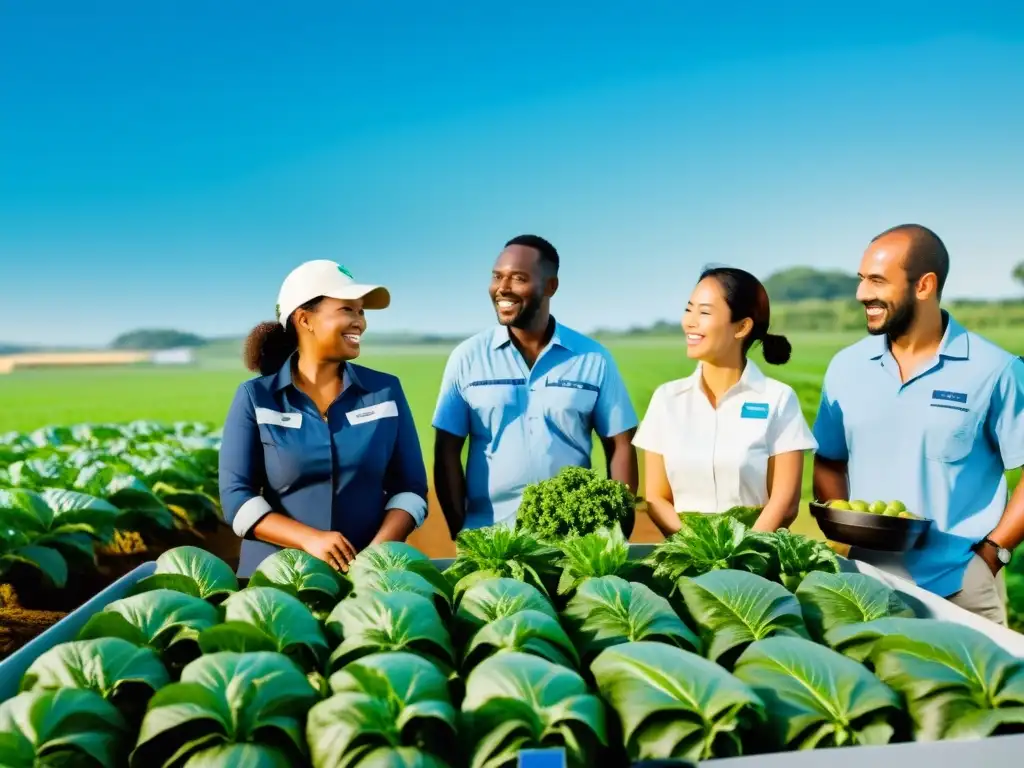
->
[632,360,818,513]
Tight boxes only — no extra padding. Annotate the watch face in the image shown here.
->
[998,548,1012,564]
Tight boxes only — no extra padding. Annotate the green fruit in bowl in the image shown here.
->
[828,500,852,511]
[868,501,888,514]
[849,500,869,512]
[883,505,902,517]
[888,500,907,513]
[897,510,916,519]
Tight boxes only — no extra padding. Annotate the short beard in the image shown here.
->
[866,295,916,339]
[499,295,543,329]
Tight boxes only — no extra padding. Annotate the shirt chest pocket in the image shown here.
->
[255,410,329,489]
[542,381,599,416]
[923,407,982,463]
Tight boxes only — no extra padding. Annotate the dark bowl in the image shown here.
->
[809,502,931,552]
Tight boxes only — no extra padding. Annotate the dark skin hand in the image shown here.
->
[812,455,849,505]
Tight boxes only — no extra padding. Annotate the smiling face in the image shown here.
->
[294,296,367,362]
[682,276,753,364]
[489,245,557,329]
[856,235,918,338]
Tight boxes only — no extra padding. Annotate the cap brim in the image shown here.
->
[323,284,391,310]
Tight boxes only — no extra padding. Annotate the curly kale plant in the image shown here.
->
[515,466,635,540]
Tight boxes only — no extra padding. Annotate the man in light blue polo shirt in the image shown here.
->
[813,224,1024,624]
[432,234,639,535]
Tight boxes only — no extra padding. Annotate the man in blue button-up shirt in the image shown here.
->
[432,235,640,535]
[813,225,1024,624]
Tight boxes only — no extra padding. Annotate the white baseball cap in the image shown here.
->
[276,260,391,327]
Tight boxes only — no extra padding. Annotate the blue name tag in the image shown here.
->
[932,389,968,404]
[741,402,770,419]
[546,379,599,393]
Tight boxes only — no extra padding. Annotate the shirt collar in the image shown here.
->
[272,351,362,392]
[672,359,767,396]
[490,317,573,353]
[867,310,970,361]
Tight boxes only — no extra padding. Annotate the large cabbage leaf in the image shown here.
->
[348,542,453,603]
[325,591,455,675]
[795,571,916,641]
[460,609,579,672]
[451,577,557,649]
[308,652,457,768]
[676,570,810,668]
[591,641,765,761]
[78,588,221,669]
[827,618,1024,740]
[130,545,239,602]
[247,547,349,614]
[350,569,452,623]
[732,636,904,749]
[19,637,169,722]
[461,652,606,768]
[560,575,700,663]
[0,687,130,768]
[130,651,319,767]
[197,586,329,673]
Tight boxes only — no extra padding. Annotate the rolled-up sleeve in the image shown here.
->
[987,356,1024,470]
[383,381,429,527]
[218,383,273,537]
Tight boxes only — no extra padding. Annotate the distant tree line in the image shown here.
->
[110,329,207,350]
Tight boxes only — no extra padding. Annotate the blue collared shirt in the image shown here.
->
[432,320,639,529]
[218,356,428,577]
[812,312,1024,596]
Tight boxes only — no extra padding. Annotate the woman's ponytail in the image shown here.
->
[760,332,792,365]
[243,321,297,376]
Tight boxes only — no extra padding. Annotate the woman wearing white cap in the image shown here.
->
[218,260,429,577]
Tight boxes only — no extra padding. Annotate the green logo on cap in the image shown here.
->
[275,303,281,320]
[338,265,354,279]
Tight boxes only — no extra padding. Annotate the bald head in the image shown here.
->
[869,224,950,298]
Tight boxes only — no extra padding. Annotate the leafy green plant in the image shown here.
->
[19,637,169,723]
[554,525,651,596]
[763,528,839,590]
[675,570,810,668]
[325,591,456,675]
[73,466,176,531]
[0,487,121,587]
[515,465,635,539]
[0,687,131,767]
[591,640,765,762]
[461,652,607,768]
[826,618,1024,740]
[307,652,458,768]
[197,586,330,673]
[732,636,904,749]
[795,571,916,641]
[461,609,580,672]
[642,515,775,590]
[443,526,561,598]
[78,588,221,670]
[130,651,319,767]
[350,569,453,623]
[560,575,701,664]
[247,547,349,617]
[451,576,557,649]
[130,545,239,602]
[348,542,453,603]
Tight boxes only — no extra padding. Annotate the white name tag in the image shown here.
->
[255,408,303,428]
[345,400,398,425]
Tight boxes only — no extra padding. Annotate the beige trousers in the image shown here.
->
[946,553,1009,627]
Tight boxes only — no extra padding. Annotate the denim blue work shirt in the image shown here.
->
[813,312,1024,597]
[218,355,428,577]
[432,320,639,530]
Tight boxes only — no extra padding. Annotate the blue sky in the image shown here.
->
[1,1,1023,346]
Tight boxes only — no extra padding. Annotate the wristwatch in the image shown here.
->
[974,537,1012,565]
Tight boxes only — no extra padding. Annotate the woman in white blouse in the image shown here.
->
[633,266,818,535]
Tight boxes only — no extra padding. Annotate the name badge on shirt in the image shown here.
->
[345,400,398,425]
[932,390,968,404]
[740,402,770,420]
[255,408,303,428]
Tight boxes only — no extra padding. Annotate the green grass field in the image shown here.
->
[1,329,1021,537]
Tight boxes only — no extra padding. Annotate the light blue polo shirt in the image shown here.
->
[813,312,1024,597]
[432,320,639,529]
